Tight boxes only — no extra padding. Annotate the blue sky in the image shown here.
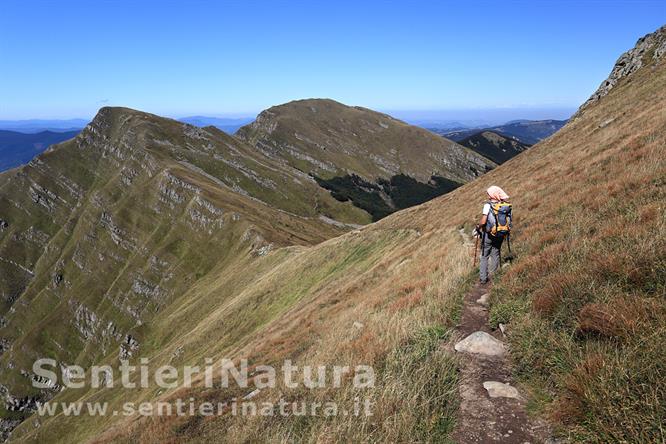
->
[0,0,664,120]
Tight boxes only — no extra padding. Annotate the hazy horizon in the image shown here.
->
[0,104,576,127]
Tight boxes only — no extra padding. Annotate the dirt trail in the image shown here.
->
[451,229,551,443]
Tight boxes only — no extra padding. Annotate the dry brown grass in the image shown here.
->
[576,303,624,337]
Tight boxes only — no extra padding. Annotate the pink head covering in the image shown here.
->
[487,185,509,201]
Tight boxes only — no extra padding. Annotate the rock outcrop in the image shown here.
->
[580,25,666,110]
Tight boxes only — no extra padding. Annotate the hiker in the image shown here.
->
[476,185,512,284]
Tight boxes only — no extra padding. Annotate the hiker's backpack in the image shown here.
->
[486,201,512,237]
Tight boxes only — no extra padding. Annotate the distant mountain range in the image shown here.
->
[0,130,80,171]
[457,130,531,164]
[406,119,494,130]
[432,119,567,145]
[0,114,563,174]
[0,119,89,133]
[177,116,254,134]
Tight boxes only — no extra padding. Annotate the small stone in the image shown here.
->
[454,331,505,356]
[598,117,616,128]
[353,321,364,329]
[476,293,490,305]
[499,323,507,336]
[243,389,261,400]
[483,381,522,399]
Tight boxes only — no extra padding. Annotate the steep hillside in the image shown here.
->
[237,99,495,219]
[0,130,80,172]
[8,25,665,444]
[458,130,531,164]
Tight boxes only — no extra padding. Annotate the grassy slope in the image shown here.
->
[15,214,473,443]
[487,57,666,442]
[237,98,495,183]
[12,54,665,443]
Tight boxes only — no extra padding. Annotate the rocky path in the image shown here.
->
[451,230,550,443]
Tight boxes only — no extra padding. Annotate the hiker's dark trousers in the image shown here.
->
[480,234,503,283]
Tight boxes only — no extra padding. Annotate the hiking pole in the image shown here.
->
[481,230,486,265]
[499,236,502,267]
[505,233,514,262]
[473,230,480,267]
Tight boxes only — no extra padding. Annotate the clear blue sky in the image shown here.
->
[0,0,664,120]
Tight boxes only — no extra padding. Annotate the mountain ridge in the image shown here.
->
[0,105,363,439]
[579,24,666,111]
[0,98,498,439]
[235,98,496,219]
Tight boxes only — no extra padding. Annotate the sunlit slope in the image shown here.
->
[13,32,666,443]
